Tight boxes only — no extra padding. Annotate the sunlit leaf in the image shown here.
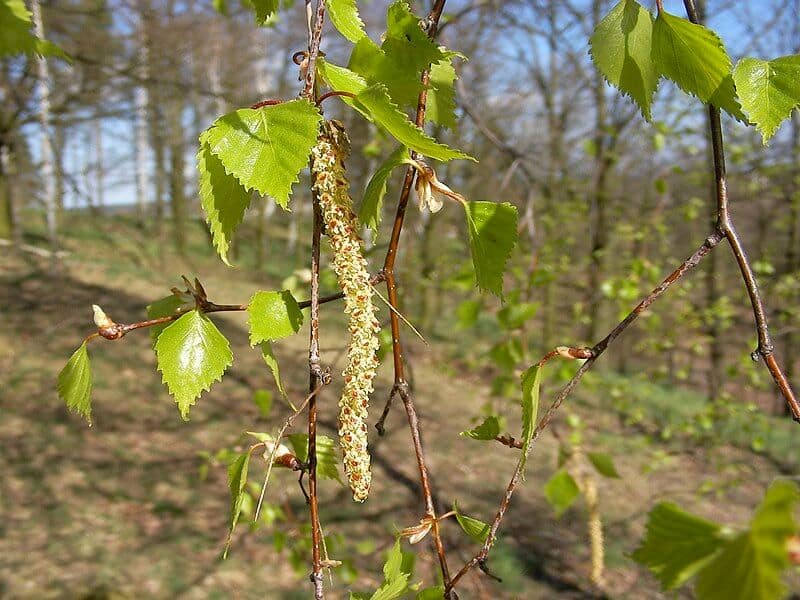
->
[249,0,279,25]
[590,0,657,120]
[454,501,491,542]
[197,138,252,264]
[247,290,304,346]
[260,342,287,401]
[544,469,580,517]
[733,55,800,144]
[57,342,93,425]
[327,0,366,43]
[155,310,233,420]
[202,99,323,207]
[224,451,251,557]
[359,146,412,233]
[426,56,459,129]
[651,10,745,121]
[463,201,518,297]
[519,363,541,478]
[695,481,798,600]
[631,502,726,589]
[587,452,621,479]
[460,415,501,441]
[0,0,68,59]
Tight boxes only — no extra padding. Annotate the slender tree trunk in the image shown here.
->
[135,19,150,227]
[167,102,187,257]
[31,0,59,260]
[0,143,17,242]
[94,119,104,211]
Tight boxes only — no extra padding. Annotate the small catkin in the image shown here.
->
[311,121,381,502]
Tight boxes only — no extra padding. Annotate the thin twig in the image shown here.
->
[446,232,723,592]
[380,0,454,594]
[302,2,328,598]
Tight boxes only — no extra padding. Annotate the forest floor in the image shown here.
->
[1,216,799,599]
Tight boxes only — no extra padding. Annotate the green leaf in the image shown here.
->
[202,99,323,207]
[247,290,304,346]
[453,501,490,542]
[146,295,186,345]
[357,84,474,162]
[155,310,233,420]
[197,139,252,264]
[416,588,445,600]
[224,451,251,557]
[260,342,287,401]
[460,415,501,441]
[426,56,459,129]
[631,502,726,589]
[733,55,800,144]
[589,0,657,121]
[695,481,798,600]
[464,201,518,297]
[359,146,412,233]
[250,0,279,24]
[368,539,411,600]
[57,342,93,425]
[252,389,273,418]
[651,10,745,121]
[288,434,343,483]
[327,0,366,43]
[587,452,621,479]
[544,469,580,517]
[348,36,424,109]
[519,363,541,479]
[0,0,68,59]
[497,302,538,330]
[455,298,482,329]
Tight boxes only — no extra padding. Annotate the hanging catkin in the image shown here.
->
[311,120,381,502]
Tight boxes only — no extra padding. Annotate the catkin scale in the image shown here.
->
[311,121,380,502]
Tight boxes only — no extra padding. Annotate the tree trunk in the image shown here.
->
[135,14,150,228]
[167,102,187,257]
[0,144,17,243]
[31,0,59,261]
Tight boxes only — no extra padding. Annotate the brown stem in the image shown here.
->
[379,0,453,593]
[682,0,800,421]
[446,232,723,593]
[302,2,327,598]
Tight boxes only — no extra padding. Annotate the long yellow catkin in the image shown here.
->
[311,121,381,502]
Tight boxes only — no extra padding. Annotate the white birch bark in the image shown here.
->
[134,26,150,223]
[31,0,58,253]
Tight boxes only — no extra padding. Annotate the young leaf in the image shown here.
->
[589,0,657,121]
[460,415,501,441]
[197,139,252,264]
[57,342,93,425]
[453,501,491,542]
[348,36,424,109]
[695,481,798,600]
[260,343,287,401]
[426,57,459,129]
[288,433,343,484]
[327,0,366,43]
[587,452,621,479]
[146,294,185,345]
[357,84,474,162]
[416,588,445,600]
[252,389,273,418]
[733,55,800,144]
[224,451,251,557]
[155,310,233,420]
[0,0,68,59]
[368,539,412,600]
[519,363,541,479]
[631,502,726,589]
[651,10,745,121]
[544,469,580,517]
[250,0,279,25]
[463,201,518,297]
[359,146,412,233]
[202,99,323,207]
[247,290,304,346]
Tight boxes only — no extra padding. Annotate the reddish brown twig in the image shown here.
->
[316,90,357,105]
